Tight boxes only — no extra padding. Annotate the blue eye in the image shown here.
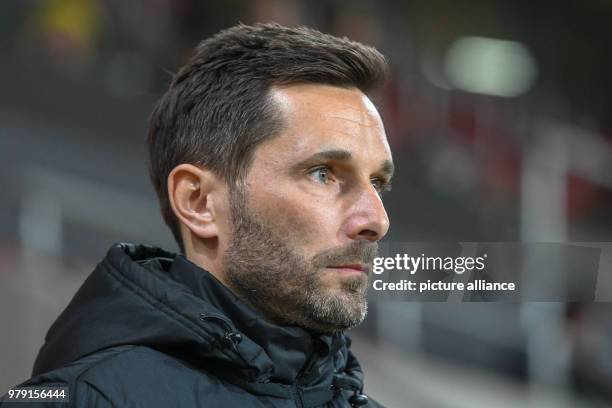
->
[371,178,392,194]
[310,167,331,184]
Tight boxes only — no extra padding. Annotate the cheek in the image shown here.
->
[253,189,340,251]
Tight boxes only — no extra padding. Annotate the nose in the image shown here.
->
[342,184,390,242]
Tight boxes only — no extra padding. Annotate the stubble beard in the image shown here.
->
[223,188,378,334]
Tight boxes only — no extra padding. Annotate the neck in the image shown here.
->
[184,236,230,288]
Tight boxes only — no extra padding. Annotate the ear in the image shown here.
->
[167,164,222,240]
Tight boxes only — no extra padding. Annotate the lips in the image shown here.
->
[328,264,367,273]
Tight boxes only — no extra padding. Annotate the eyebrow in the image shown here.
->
[293,149,395,179]
[379,158,395,179]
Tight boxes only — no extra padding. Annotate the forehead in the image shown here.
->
[262,84,391,161]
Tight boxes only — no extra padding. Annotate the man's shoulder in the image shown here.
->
[26,345,169,385]
[5,346,249,408]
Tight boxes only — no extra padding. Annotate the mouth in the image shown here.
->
[327,264,368,275]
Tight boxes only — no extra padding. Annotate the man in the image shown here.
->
[3,23,393,407]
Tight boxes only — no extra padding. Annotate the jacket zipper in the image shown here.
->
[293,336,320,408]
[293,384,305,408]
[198,313,242,349]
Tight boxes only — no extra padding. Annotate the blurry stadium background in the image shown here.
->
[2,1,612,407]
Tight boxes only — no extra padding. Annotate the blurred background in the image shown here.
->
[2,0,612,407]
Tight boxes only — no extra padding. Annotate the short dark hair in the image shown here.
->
[147,22,387,252]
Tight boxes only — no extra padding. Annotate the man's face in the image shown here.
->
[223,84,393,333]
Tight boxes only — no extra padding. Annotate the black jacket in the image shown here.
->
[1,243,384,407]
